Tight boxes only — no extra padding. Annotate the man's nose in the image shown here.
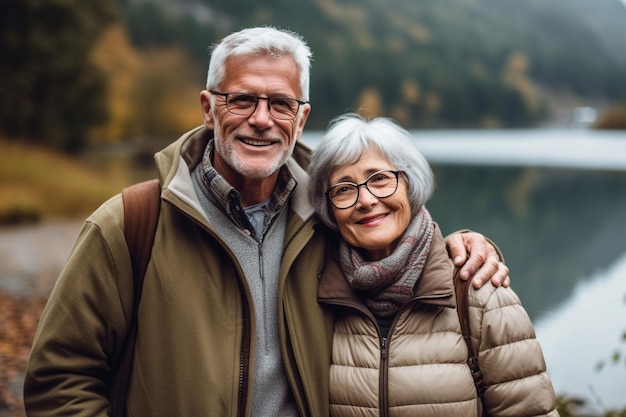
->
[248,98,274,125]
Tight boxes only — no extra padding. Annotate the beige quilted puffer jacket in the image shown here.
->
[317,225,559,417]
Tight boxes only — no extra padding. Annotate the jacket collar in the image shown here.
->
[318,224,456,310]
[155,126,315,221]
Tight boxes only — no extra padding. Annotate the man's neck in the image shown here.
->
[213,154,279,207]
[237,176,278,207]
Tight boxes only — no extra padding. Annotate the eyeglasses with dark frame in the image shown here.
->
[326,170,401,209]
[210,91,308,121]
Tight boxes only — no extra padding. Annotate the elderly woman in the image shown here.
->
[308,113,559,417]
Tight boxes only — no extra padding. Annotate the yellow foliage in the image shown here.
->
[0,140,126,221]
[424,92,441,113]
[507,167,540,218]
[317,0,367,23]
[480,116,501,129]
[594,106,626,130]
[401,79,421,104]
[317,0,375,49]
[91,24,142,143]
[132,48,203,138]
[390,105,412,127]
[505,51,529,73]
[502,51,540,114]
[387,36,406,54]
[90,24,203,144]
[407,25,432,44]
[318,0,430,49]
[389,13,431,44]
[391,106,410,126]
[355,88,383,118]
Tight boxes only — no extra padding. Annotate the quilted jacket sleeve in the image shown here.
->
[469,284,560,417]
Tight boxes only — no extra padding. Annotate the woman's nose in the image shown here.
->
[355,184,378,208]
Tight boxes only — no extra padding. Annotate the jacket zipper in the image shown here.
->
[325,299,392,416]
[257,238,271,353]
[192,222,252,417]
[380,336,390,417]
[237,288,251,417]
[323,295,453,417]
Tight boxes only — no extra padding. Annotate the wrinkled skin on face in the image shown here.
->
[200,54,310,206]
[329,148,412,261]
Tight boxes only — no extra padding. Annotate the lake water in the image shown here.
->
[304,128,626,412]
[302,128,626,171]
[536,251,626,412]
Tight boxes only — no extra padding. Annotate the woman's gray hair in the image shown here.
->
[206,26,312,101]
[309,113,434,230]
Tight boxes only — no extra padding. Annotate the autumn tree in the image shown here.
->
[91,24,204,144]
[0,0,117,152]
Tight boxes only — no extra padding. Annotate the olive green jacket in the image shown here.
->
[24,126,334,417]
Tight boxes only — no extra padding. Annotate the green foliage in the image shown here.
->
[557,395,588,417]
[113,0,626,130]
[3,0,626,152]
[0,0,117,152]
[0,140,127,223]
[118,0,222,65]
[556,394,626,417]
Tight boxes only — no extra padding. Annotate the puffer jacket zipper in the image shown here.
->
[323,292,452,417]
[324,299,391,415]
[379,295,451,417]
[380,336,390,417]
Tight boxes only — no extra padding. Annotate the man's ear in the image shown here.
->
[200,90,214,129]
[295,103,311,139]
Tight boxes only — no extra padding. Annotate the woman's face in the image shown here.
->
[328,148,412,261]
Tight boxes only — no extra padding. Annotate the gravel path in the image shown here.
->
[0,219,83,298]
[0,219,84,416]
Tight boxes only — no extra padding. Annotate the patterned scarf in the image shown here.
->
[339,207,435,317]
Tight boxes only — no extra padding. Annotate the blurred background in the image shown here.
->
[1,0,626,416]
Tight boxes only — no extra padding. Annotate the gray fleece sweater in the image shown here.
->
[192,162,297,417]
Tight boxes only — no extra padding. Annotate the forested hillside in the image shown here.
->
[2,0,625,151]
[119,0,626,130]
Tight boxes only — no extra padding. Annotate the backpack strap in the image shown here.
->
[454,270,486,396]
[110,178,161,417]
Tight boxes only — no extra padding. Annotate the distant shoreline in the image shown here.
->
[302,128,626,171]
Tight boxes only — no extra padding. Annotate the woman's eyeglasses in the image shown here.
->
[326,170,400,209]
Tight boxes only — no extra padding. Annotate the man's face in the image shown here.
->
[200,54,310,184]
